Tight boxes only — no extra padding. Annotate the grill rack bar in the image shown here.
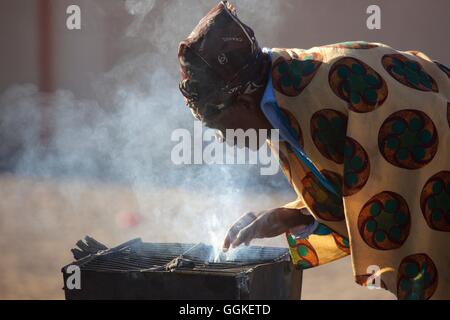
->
[65,237,290,273]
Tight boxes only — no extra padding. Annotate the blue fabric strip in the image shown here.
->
[261,48,339,197]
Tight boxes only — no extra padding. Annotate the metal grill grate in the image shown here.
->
[73,239,290,272]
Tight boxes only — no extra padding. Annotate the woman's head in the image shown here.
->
[178,1,271,134]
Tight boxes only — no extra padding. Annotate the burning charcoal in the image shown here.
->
[84,236,108,251]
[71,248,90,260]
[70,237,109,260]
[75,238,105,254]
[165,257,196,271]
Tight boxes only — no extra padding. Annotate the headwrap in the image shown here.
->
[178,1,269,121]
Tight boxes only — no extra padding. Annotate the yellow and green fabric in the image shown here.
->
[264,42,449,300]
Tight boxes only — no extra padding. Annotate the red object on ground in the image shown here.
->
[116,212,141,229]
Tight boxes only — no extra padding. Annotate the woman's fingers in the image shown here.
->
[222,228,237,252]
[222,212,257,252]
[231,221,258,248]
[223,220,247,251]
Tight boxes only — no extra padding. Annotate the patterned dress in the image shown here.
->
[264,42,449,300]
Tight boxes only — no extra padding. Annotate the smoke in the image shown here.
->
[124,0,156,37]
[0,0,293,247]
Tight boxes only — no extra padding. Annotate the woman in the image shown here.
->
[178,1,450,299]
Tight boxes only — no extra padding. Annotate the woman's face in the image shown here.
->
[202,94,273,149]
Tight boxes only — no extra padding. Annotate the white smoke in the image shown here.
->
[124,0,157,37]
[0,0,291,247]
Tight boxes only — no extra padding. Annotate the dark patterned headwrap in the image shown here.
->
[178,1,269,121]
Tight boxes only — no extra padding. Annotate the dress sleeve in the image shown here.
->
[286,225,350,269]
[281,197,350,269]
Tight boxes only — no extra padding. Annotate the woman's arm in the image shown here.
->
[222,207,316,251]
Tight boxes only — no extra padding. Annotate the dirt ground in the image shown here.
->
[0,174,394,300]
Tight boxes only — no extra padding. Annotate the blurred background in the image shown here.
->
[0,0,448,299]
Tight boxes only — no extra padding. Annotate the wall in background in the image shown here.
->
[1,0,448,98]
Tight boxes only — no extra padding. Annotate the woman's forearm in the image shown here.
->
[258,207,316,238]
[274,207,316,230]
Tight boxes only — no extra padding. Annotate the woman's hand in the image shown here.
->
[222,207,315,252]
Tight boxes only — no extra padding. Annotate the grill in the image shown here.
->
[62,236,302,300]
